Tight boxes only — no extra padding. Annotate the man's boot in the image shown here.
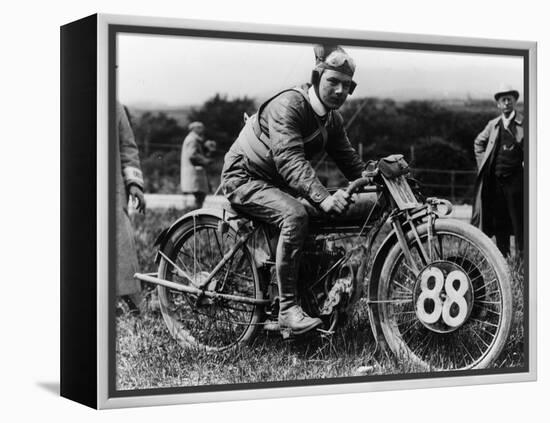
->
[275,212,321,335]
[278,294,323,335]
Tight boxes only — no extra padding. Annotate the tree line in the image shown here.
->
[127,93,515,202]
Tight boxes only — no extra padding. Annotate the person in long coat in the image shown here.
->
[180,121,212,209]
[116,101,146,312]
[471,85,524,257]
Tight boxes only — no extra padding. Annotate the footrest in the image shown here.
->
[280,329,293,340]
[263,320,280,331]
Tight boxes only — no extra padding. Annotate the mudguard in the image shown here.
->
[153,207,240,264]
[366,228,400,346]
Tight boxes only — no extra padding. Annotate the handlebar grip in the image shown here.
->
[346,177,374,195]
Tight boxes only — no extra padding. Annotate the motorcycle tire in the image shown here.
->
[377,218,512,370]
[157,214,262,351]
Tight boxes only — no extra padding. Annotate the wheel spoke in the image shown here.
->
[400,319,421,339]
[476,289,501,298]
[476,300,501,305]
[474,279,497,291]
[476,325,497,339]
[470,318,499,328]
[175,255,194,277]
[458,338,476,364]
[212,228,225,259]
[402,261,418,277]
[397,317,419,327]
[392,280,413,294]
[414,332,433,359]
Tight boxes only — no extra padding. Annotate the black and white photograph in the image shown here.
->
[7,0,550,420]
[110,23,530,396]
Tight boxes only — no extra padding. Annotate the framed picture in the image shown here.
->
[60,13,537,409]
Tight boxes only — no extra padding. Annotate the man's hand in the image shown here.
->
[204,140,217,157]
[129,185,146,214]
[204,139,217,152]
[319,189,351,215]
[361,160,378,184]
[364,160,378,173]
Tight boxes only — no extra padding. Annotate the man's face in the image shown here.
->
[318,69,353,109]
[496,94,517,116]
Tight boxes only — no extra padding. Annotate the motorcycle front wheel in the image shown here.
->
[157,214,262,352]
[377,218,512,371]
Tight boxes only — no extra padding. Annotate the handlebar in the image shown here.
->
[346,171,379,195]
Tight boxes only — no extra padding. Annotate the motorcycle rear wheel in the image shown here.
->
[157,214,262,351]
[377,219,512,370]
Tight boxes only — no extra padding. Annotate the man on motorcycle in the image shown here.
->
[221,45,376,334]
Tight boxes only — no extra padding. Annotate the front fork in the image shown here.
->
[389,198,453,277]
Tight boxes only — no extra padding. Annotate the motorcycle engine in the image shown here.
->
[319,261,359,317]
[300,236,364,321]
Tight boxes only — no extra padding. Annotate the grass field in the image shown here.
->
[115,208,526,391]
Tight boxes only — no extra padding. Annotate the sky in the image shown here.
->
[117,33,524,108]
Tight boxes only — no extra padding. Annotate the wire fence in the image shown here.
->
[138,143,478,205]
[409,167,477,204]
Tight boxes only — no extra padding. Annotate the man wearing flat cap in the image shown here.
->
[181,121,215,209]
[471,85,524,257]
[221,45,378,334]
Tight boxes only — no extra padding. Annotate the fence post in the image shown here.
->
[450,170,456,203]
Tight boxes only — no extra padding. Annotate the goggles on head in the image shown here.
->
[314,45,356,77]
[324,50,356,74]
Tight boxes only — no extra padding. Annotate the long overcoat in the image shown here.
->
[180,131,210,193]
[471,113,524,235]
[115,102,144,296]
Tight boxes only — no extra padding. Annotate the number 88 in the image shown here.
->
[416,268,469,327]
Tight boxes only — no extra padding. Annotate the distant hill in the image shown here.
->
[127,104,196,128]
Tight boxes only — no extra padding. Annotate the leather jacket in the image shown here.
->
[222,84,366,204]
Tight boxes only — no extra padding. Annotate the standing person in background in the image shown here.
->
[180,121,215,209]
[471,85,524,258]
[116,101,147,314]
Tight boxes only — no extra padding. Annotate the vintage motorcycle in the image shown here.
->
[135,156,512,371]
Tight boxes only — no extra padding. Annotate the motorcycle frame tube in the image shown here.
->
[391,215,421,275]
[134,272,270,306]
